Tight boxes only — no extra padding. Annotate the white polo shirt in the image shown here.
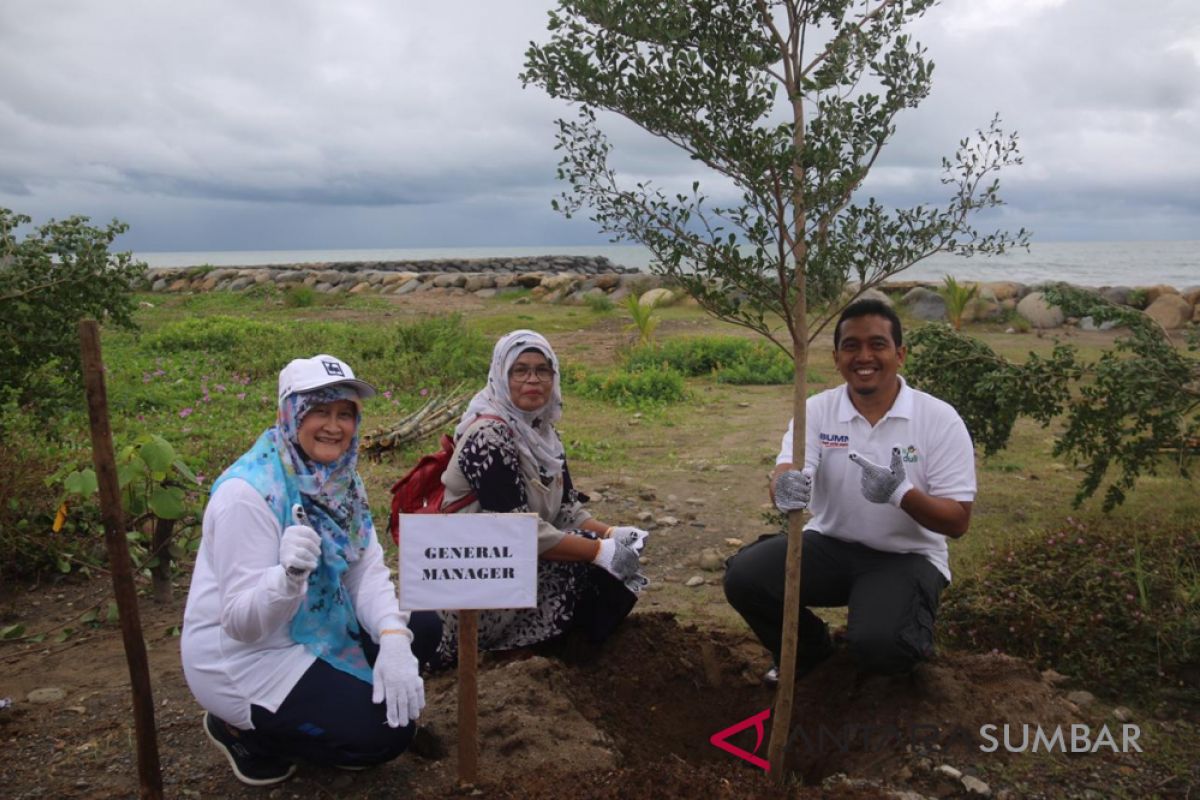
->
[776,377,976,581]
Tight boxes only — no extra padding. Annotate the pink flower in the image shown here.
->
[383,390,393,400]
[179,407,194,419]
[420,388,429,397]
[237,392,246,401]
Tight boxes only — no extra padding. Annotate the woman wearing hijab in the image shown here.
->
[182,355,441,786]
[433,330,648,664]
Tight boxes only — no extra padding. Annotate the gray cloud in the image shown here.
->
[0,0,1196,250]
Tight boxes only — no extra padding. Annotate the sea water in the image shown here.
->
[137,240,1199,288]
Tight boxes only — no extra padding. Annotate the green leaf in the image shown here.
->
[53,629,72,643]
[172,458,198,485]
[140,436,175,473]
[63,468,98,496]
[56,556,71,574]
[80,608,98,624]
[106,601,119,624]
[148,486,186,520]
[165,625,181,637]
[117,459,145,489]
[0,623,25,640]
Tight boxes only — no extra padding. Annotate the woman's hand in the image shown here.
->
[607,525,649,553]
[279,525,320,588]
[372,633,424,728]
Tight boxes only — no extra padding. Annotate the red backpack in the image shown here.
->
[387,414,505,543]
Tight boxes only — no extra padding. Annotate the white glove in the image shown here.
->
[372,633,425,728]
[592,537,641,582]
[773,468,814,512]
[848,447,914,506]
[279,525,321,587]
[608,525,649,553]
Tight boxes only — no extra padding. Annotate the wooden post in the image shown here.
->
[768,513,804,781]
[456,609,479,787]
[79,320,164,800]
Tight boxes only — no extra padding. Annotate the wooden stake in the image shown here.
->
[456,609,479,787]
[768,512,804,781]
[79,319,163,800]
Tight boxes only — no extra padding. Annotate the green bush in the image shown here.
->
[283,284,318,308]
[624,337,806,385]
[0,209,146,412]
[939,519,1200,703]
[393,314,490,388]
[582,293,614,312]
[565,365,687,408]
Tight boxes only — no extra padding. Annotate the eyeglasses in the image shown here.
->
[509,365,556,383]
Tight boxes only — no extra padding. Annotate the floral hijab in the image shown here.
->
[210,384,374,683]
[456,329,565,480]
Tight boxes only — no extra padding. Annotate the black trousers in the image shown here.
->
[723,531,948,675]
[239,610,442,767]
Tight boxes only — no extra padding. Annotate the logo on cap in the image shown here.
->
[322,360,345,377]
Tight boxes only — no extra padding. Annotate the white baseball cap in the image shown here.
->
[277,354,377,406]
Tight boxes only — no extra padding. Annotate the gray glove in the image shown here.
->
[608,525,649,553]
[592,537,641,582]
[624,571,649,594]
[773,467,814,512]
[847,447,914,506]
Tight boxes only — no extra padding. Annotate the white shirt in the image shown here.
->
[181,478,408,728]
[777,377,976,581]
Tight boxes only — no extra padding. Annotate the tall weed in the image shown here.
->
[624,337,815,385]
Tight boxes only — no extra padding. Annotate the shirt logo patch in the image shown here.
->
[819,432,849,448]
[902,445,919,463]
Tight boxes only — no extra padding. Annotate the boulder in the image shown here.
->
[1182,285,1200,305]
[963,298,1002,322]
[347,281,373,294]
[314,269,344,286]
[1143,294,1193,329]
[855,287,894,307]
[541,273,577,292]
[168,278,192,292]
[494,273,518,289]
[981,281,1026,302]
[393,278,422,295]
[474,288,498,299]
[1016,291,1064,329]
[463,274,496,292]
[432,273,466,288]
[1099,286,1135,306]
[227,277,254,291]
[594,273,620,290]
[275,270,307,285]
[1141,284,1179,305]
[639,287,675,308]
[902,287,946,321]
[515,272,545,288]
[1078,316,1120,332]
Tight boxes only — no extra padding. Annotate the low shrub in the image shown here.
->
[624,337,808,385]
[583,293,614,313]
[939,517,1200,703]
[564,365,687,409]
[282,284,318,308]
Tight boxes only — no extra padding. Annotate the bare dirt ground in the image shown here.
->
[2,308,1197,798]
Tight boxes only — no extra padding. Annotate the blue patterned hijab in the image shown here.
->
[211,384,375,683]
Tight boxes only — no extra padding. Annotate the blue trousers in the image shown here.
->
[237,610,442,767]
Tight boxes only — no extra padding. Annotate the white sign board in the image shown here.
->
[397,513,538,611]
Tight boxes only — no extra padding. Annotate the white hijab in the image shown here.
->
[456,329,565,479]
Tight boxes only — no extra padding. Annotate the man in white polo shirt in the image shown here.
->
[724,298,976,680]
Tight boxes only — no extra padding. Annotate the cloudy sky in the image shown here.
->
[1,0,1197,253]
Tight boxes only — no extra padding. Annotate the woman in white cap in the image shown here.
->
[182,354,440,786]
[433,330,648,664]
